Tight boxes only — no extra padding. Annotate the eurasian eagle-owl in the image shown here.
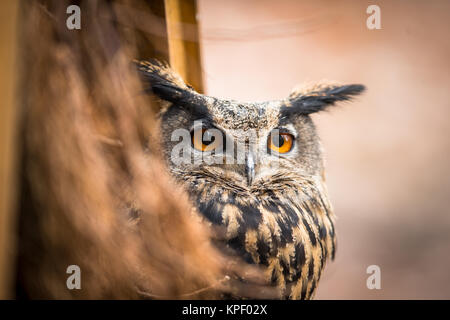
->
[137,60,364,299]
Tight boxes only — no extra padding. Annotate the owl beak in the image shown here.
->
[246,152,255,186]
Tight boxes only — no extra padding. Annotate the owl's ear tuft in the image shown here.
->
[281,82,365,116]
[135,59,201,107]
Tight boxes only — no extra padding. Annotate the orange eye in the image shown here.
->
[268,132,294,154]
[191,128,222,152]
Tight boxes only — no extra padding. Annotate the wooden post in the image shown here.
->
[164,0,204,93]
[0,0,19,299]
[132,0,170,62]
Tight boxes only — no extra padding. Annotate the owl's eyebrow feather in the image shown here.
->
[135,59,215,117]
[280,84,365,117]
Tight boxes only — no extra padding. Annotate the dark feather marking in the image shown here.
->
[197,201,223,225]
[256,238,270,265]
[319,224,327,241]
[281,84,365,116]
[294,243,306,268]
[303,202,319,227]
[227,236,254,264]
[317,193,332,219]
[317,236,326,269]
[301,282,307,300]
[280,202,300,225]
[331,240,336,260]
[275,216,293,246]
[308,258,315,280]
[235,203,262,230]
[263,199,281,215]
[279,257,291,280]
[270,266,278,283]
[307,279,317,299]
[301,217,317,246]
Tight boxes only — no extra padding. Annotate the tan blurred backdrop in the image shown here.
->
[197,0,450,299]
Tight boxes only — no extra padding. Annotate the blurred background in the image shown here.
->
[197,0,450,299]
[1,0,449,300]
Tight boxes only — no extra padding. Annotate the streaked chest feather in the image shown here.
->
[182,173,336,299]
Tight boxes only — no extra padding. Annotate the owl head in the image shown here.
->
[137,60,364,190]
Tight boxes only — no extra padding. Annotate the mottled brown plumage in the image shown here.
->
[137,60,365,299]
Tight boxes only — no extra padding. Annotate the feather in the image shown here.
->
[281,83,365,116]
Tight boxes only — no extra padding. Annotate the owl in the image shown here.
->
[136,60,365,299]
